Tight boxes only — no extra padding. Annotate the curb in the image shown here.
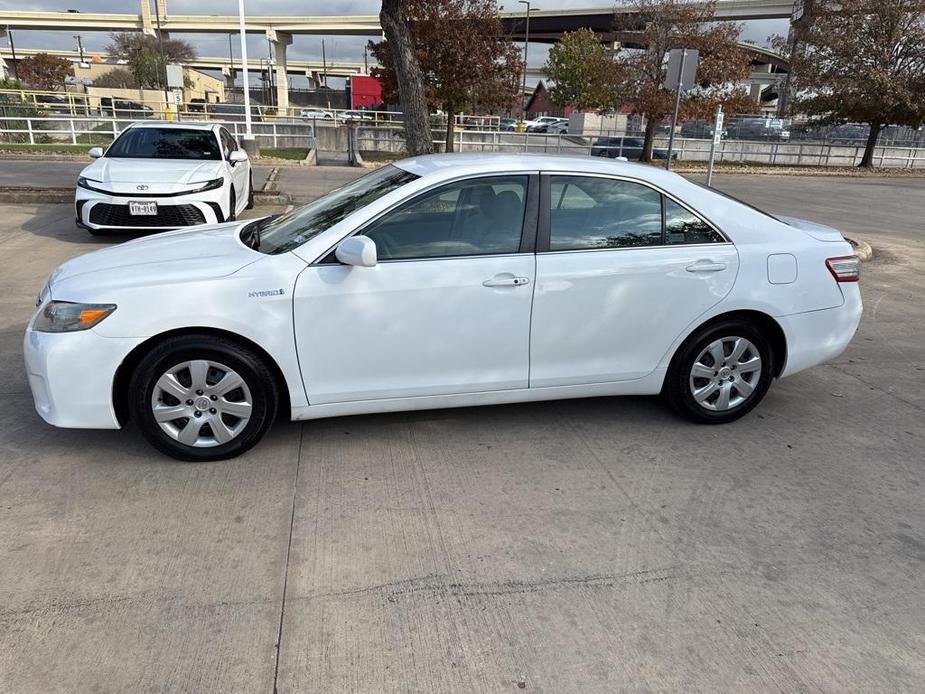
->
[845,237,873,262]
[0,187,289,206]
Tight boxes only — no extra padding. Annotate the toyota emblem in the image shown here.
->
[136,184,149,190]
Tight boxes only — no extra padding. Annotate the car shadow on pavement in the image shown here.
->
[19,204,150,246]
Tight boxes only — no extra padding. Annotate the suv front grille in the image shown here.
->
[88,203,206,228]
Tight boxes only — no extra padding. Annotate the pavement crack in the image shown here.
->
[272,423,303,694]
[827,362,925,414]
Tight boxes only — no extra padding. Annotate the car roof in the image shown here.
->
[393,153,683,187]
[125,121,218,131]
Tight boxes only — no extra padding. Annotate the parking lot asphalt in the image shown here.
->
[1,172,924,693]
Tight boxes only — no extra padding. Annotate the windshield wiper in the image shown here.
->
[240,215,278,251]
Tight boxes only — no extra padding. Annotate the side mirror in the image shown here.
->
[335,235,377,267]
[229,150,248,164]
[88,147,104,159]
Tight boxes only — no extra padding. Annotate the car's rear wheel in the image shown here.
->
[128,335,278,461]
[664,319,773,424]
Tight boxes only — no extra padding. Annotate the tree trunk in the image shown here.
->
[380,0,434,156]
[640,117,657,162]
[858,121,881,168]
[444,106,455,153]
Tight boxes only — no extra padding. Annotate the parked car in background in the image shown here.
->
[339,110,374,122]
[727,117,790,142]
[547,119,570,134]
[499,117,517,131]
[680,120,727,140]
[75,122,254,235]
[591,136,677,161]
[30,153,861,460]
[205,103,264,123]
[299,108,334,120]
[99,97,155,119]
[527,116,565,132]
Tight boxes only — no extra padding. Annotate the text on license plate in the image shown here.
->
[129,201,157,215]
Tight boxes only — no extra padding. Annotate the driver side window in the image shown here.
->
[362,175,528,260]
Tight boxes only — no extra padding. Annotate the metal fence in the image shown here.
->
[0,115,316,150]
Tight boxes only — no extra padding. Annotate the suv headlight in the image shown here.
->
[77,176,105,192]
[33,301,116,333]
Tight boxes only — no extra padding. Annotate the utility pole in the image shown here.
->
[363,43,369,74]
[152,0,170,115]
[237,0,254,142]
[517,0,533,122]
[6,27,17,79]
[321,39,328,88]
[73,34,85,64]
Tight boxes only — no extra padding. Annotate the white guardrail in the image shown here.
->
[2,115,925,168]
[0,115,316,150]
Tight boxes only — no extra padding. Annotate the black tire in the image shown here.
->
[227,189,237,222]
[245,171,255,209]
[128,334,279,461]
[663,319,774,424]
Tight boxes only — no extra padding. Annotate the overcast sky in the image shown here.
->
[2,1,787,83]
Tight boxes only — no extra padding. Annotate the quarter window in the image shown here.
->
[664,198,724,245]
[363,176,528,260]
[548,176,663,250]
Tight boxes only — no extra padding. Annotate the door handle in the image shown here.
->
[482,276,530,288]
[686,261,727,273]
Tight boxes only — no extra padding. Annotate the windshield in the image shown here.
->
[106,128,221,160]
[249,165,419,255]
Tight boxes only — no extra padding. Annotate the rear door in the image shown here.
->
[529,173,738,387]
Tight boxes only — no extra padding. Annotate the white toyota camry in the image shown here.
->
[27,154,861,461]
[75,122,255,235]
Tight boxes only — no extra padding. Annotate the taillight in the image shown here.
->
[826,255,860,283]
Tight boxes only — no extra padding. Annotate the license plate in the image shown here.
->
[129,201,157,216]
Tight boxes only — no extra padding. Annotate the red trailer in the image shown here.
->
[350,75,384,110]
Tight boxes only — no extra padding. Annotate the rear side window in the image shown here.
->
[548,176,662,250]
[546,175,724,250]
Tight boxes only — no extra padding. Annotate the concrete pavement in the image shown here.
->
[0,175,924,692]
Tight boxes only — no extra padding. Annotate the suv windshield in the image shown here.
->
[247,165,419,255]
[106,127,221,160]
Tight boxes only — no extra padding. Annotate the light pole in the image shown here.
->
[73,34,85,65]
[517,1,536,123]
[237,0,253,140]
[5,27,17,79]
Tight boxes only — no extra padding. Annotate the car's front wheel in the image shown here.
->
[245,171,255,209]
[664,320,774,424]
[227,189,237,222]
[128,335,279,461]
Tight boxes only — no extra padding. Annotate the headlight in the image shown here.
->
[189,178,224,193]
[77,176,105,192]
[33,301,116,333]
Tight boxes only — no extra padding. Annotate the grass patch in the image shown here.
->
[359,150,402,163]
[260,147,310,160]
[0,143,97,154]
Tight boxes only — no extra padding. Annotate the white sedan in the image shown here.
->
[76,122,254,235]
[26,154,861,461]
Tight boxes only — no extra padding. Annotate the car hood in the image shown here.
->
[46,221,261,299]
[776,216,846,242]
[81,157,225,191]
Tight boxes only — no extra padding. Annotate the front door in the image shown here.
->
[529,174,739,387]
[294,173,538,404]
[220,128,248,206]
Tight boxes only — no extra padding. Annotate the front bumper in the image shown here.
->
[23,324,142,429]
[76,186,228,232]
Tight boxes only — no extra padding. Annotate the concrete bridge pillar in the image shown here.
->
[267,29,293,115]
